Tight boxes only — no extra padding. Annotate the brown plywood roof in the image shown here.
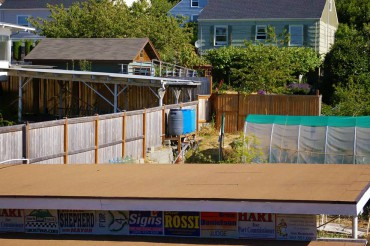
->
[0,164,369,203]
[24,38,160,62]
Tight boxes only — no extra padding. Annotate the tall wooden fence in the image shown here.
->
[0,102,198,164]
[214,94,322,133]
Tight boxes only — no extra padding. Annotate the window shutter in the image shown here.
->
[228,25,232,46]
[210,25,214,46]
[303,25,308,46]
[251,25,256,43]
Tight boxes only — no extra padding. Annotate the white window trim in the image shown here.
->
[191,15,199,22]
[214,25,228,47]
[17,15,30,27]
[191,0,199,8]
[289,25,304,46]
[255,25,267,41]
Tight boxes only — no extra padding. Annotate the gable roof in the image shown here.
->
[199,0,327,20]
[0,0,85,9]
[24,38,161,62]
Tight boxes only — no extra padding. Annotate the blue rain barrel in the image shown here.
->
[182,109,196,134]
[168,109,183,135]
[182,109,192,134]
[190,109,196,132]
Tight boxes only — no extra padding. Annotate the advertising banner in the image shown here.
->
[200,212,237,238]
[164,211,200,237]
[238,213,275,239]
[95,210,129,235]
[275,214,317,241]
[0,209,24,232]
[129,211,163,235]
[24,209,59,234]
[58,210,96,234]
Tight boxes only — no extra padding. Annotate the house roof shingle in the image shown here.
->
[24,38,159,62]
[199,0,327,20]
[0,0,85,9]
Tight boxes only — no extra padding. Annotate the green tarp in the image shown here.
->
[246,115,370,128]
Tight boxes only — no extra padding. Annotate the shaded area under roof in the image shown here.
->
[24,38,159,62]
[199,0,326,20]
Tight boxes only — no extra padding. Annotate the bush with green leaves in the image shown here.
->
[205,43,321,93]
[13,40,22,61]
[25,40,33,55]
[223,133,266,164]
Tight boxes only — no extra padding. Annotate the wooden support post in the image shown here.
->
[122,112,126,158]
[142,109,147,161]
[95,115,99,164]
[64,118,68,164]
[162,106,166,143]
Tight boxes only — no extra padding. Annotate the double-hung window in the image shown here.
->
[191,15,199,22]
[255,25,267,41]
[214,26,228,46]
[17,15,30,27]
[289,25,303,46]
[191,0,199,7]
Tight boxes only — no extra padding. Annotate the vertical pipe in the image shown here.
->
[352,216,358,239]
[18,77,23,123]
[269,124,275,163]
[114,84,118,113]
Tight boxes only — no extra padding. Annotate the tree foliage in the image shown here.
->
[29,0,202,66]
[205,43,321,93]
[322,0,370,109]
[336,0,370,29]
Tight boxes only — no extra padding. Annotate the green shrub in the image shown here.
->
[13,40,22,61]
[25,40,33,55]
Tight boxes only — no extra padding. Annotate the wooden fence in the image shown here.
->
[214,93,322,133]
[0,102,198,164]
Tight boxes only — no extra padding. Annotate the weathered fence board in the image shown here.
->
[215,94,322,133]
[0,131,23,163]
[29,126,64,160]
[0,101,199,164]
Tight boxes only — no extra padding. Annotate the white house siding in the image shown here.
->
[198,20,320,52]
[318,21,336,55]
[170,0,208,22]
